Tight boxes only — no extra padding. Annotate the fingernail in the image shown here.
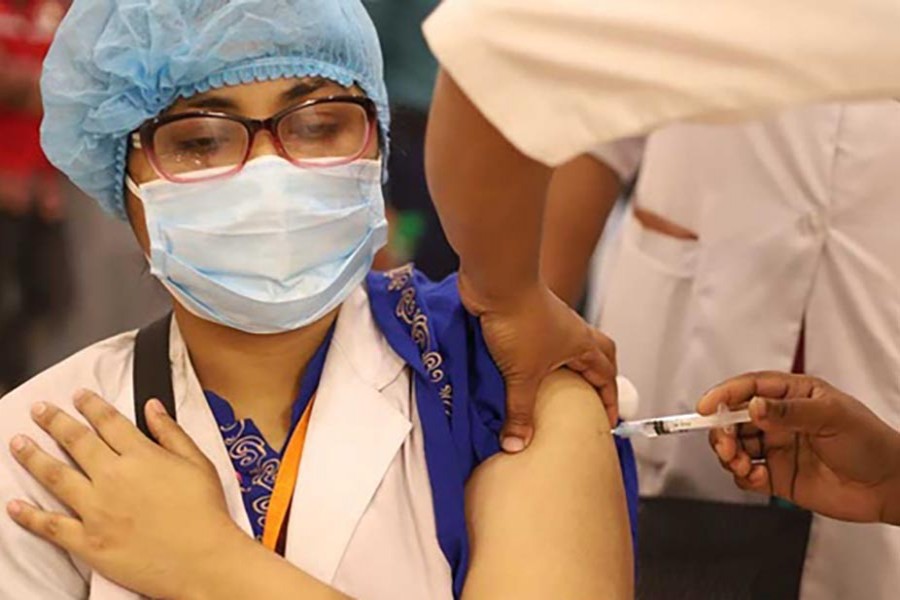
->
[750,466,767,482]
[714,440,725,456]
[7,500,22,516]
[73,389,91,407]
[146,399,166,417]
[31,402,47,418]
[10,435,27,453]
[750,397,767,419]
[502,436,526,453]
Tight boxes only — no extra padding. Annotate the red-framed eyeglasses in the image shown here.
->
[131,95,378,183]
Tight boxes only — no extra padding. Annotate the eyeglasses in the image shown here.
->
[132,95,378,183]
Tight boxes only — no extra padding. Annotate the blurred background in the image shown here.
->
[0,0,160,396]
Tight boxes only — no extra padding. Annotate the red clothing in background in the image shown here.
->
[0,0,67,217]
[0,0,66,174]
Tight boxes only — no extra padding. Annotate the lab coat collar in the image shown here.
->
[166,286,411,583]
[284,285,411,582]
[331,284,408,391]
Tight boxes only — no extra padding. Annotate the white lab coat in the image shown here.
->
[596,101,900,600]
[0,286,453,599]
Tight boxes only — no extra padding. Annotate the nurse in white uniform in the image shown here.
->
[0,1,639,599]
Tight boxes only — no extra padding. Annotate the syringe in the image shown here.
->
[611,405,752,439]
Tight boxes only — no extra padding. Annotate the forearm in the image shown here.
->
[186,533,349,600]
[463,370,633,600]
[540,156,621,306]
[426,71,552,306]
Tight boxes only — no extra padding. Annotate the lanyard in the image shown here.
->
[261,398,315,553]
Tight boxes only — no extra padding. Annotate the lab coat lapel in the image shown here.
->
[283,287,410,584]
[168,318,255,539]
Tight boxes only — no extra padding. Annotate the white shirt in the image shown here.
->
[423,0,900,167]
[597,101,900,600]
[0,286,453,600]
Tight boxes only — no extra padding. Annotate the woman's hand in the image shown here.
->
[699,372,900,525]
[6,391,248,600]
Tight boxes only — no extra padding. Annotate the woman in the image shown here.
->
[0,1,638,598]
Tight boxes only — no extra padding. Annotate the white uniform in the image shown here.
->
[596,101,900,600]
[423,0,900,167]
[0,286,453,600]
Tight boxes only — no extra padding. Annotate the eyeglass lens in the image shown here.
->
[151,102,370,181]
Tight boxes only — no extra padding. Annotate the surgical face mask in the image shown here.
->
[126,156,388,334]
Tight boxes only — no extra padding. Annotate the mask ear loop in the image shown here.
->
[125,174,144,200]
[125,131,148,202]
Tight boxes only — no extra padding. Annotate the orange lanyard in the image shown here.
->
[261,399,315,552]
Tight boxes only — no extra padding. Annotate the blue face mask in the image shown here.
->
[127,156,388,334]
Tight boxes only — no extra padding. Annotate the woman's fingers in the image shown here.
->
[729,452,753,478]
[566,333,619,424]
[710,428,739,464]
[73,390,148,454]
[698,371,820,415]
[710,428,757,478]
[29,402,117,475]
[9,436,91,514]
[734,465,771,493]
[6,500,86,557]
[144,400,211,469]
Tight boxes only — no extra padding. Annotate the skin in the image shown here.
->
[700,372,900,526]
[426,73,619,452]
[8,393,349,600]
[539,155,621,307]
[5,78,634,599]
[463,370,633,600]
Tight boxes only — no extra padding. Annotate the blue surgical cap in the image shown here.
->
[40,0,390,220]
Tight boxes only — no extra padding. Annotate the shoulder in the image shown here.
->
[0,330,138,594]
[365,266,493,380]
[366,266,505,457]
[1,329,138,407]
[366,265,470,337]
[0,330,138,441]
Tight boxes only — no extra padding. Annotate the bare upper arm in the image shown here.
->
[462,369,633,600]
